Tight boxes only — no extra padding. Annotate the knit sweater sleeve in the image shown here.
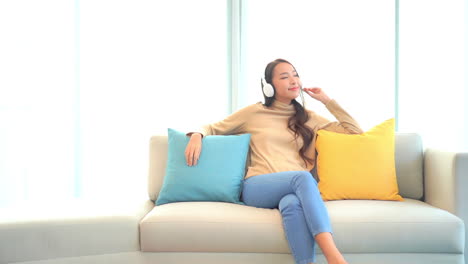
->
[311,99,364,134]
[186,104,255,137]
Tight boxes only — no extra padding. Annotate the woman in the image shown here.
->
[185,58,363,264]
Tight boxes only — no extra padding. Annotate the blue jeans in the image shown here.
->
[241,171,332,264]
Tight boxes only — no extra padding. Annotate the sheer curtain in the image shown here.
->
[241,0,395,131]
[78,0,228,200]
[0,0,77,207]
[0,0,228,208]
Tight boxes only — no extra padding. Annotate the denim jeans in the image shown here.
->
[241,171,332,264]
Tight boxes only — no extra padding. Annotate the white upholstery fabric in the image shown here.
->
[9,251,465,264]
[425,149,468,264]
[140,201,287,253]
[327,199,464,253]
[140,199,464,254]
[0,200,154,264]
[394,133,424,199]
[148,136,168,202]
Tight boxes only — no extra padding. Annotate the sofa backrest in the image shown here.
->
[148,133,424,202]
[394,133,424,199]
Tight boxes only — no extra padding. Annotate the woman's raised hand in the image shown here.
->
[303,87,332,105]
[185,133,203,166]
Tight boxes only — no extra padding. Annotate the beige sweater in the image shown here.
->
[194,99,363,179]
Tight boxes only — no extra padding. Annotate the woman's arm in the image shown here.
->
[184,104,254,166]
[186,104,254,137]
[304,87,363,134]
[313,99,364,134]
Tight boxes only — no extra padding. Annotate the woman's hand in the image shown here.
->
[185,133,202,166]
[303,87,331,105]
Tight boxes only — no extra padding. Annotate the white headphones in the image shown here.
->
[261,78,274,97]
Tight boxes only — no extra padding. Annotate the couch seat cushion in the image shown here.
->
[139,199,464,254]
[328,199,464,253]
[0,199,154,263]
[140,201,288,253]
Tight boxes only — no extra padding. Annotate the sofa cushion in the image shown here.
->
[140,199,464,254]
[155,129,251,205]
[328,199,464,254]
[316,118,403,201]
[0,199,154,263]
[140,202,287,253]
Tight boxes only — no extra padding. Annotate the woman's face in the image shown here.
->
[271,62,302,104]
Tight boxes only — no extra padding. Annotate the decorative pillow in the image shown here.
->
[156,128,251,206]
[316,118,403,201]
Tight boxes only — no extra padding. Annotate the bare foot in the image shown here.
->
[308,258,348,264]
[314,232,348,264]
[308,261,348,264]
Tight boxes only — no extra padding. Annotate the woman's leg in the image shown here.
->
[241,170,339,264]
[315,232,347,264]
[278,193,316,264]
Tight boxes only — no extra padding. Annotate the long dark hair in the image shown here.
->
[263,58,314,165]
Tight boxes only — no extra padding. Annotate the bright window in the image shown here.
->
[0,0,228,207]
[398,0,465,150]
[0,0,466,208]
[0,0,77,207]
[78,0,228,199]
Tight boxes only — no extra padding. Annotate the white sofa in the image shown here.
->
[1,133,466,264]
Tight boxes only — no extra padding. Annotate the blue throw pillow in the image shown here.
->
[155,128,251,206]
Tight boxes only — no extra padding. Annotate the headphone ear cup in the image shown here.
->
[263,83,274,97]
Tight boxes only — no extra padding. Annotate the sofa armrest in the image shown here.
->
[424,148,468,216]
[424,148,467,259]
[0,199,154,264]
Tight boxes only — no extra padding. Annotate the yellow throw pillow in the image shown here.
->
[316,118,403,201]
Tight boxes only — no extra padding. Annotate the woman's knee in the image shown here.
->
[279,194,301,213]
[292,171,317,186]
